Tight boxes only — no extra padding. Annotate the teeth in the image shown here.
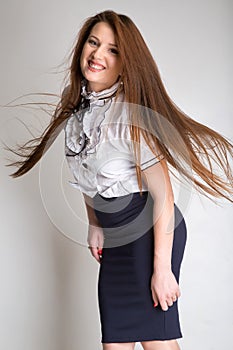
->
[89,62,104,70]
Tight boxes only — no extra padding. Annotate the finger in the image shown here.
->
[92,248,101,262]
[151,289,159,307]
[97,248,103,261]
[160,300,169,311]
[152,295,159,308]
[89,246,101,263]
[97,247,103,256]
[166,298,174,307]
[172,295,177,302]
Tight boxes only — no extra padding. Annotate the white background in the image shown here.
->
[0,1,232,349]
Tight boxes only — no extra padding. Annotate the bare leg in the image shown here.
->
[103,342,135,350]
[141,339,180,350]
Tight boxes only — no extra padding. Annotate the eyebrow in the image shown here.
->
[89,35,118,47]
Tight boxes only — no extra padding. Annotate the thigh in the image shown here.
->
[141,339,180,350]
[103,342,135,350]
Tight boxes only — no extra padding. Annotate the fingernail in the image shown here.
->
[98,249,103,255]
[153,303,157,308]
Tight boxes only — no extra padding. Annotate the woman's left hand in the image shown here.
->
[151,269,181,311]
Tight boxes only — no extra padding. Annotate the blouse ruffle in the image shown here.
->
[65,81,120,159]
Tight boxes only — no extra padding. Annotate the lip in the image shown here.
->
[88,60,105,72]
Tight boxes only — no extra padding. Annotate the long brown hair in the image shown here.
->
[6,10,233,202]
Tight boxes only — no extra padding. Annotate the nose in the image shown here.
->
[92,45,104,60]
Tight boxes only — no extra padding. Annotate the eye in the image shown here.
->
[109,48,119,55]
[88,39,98,46]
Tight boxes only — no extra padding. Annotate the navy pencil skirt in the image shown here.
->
[92,191,187,343]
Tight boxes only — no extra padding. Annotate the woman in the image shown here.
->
[8,10,233,350]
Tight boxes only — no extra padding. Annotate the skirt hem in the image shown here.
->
[101,333,183,343]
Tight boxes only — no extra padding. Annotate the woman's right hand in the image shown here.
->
[87,224,104,263]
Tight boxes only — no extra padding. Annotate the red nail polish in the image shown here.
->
[98,249,103,255]
[153,303,157,308]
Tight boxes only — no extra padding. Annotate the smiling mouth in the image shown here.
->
[88,60,105,72]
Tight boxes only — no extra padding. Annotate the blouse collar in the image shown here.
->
[81,80,120,102]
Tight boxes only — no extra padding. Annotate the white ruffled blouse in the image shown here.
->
[64,81,164,198]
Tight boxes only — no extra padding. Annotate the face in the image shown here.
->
[80,22,122,92]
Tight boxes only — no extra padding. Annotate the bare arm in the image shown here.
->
[82,193,101,226]
[142,159,180,310]
[82,193,104,263]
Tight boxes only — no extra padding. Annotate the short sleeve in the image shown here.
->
[139,133,165,170]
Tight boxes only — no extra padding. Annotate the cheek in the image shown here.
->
[80,52,84,69]
[80,45,89,64]
[80,51,88,75]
